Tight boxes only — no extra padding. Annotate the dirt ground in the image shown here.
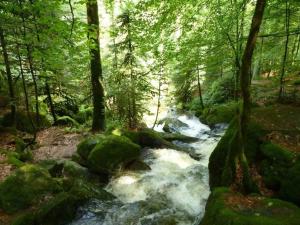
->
[33,127,85,161]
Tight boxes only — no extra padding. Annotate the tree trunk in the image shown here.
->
[278,0,290,101]
[45,81,57,124]
[16,43,36,133]
[19,0,40,126]
[0,27,16,125]
[239,0,266,192]
[197,65,204,110]
[87,0,105,131]
[152,65,163,129]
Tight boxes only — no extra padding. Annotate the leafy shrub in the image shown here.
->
[2,111,50,133]
[203,74,235,105]
[200,101,239,126]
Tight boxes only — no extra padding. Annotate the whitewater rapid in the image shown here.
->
[69,114,225,225]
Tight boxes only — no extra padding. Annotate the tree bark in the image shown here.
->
[87,0,105,131]
[0,27,16,125]
[19,0,40,126]
[16,43,36,133]
[197,65,204,110]
[278,0,290,100]
[239,0,266,192]
[45,81,57,124]
[152,65,163,129]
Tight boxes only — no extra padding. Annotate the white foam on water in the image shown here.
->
[70,113,225,225]
[177,115,210,137]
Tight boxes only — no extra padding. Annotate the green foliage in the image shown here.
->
[203,75,236,105]
[0,165,61,213]
[2,111,50,134]
[200,101,239,126]
[6,152,24,167]
[56,116,80,127]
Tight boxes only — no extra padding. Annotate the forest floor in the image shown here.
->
[33,127,84,161]
[252,103,300,153]
[0,126,84,183]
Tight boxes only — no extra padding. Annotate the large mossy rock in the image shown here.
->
[259,143,295,191]
[1,111,50,133]
[122,128,177,149]
[160,132,199,143]
[0,165,61,213]
[77,135,104,160]
[279,158,300,206]
[12,179,115,225]
[209,119,265,188]
[87,135,141,174]
[200,188,300,225]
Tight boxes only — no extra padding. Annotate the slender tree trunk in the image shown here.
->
[26,45,40,126]
[197,65,204,110]
[278,0,290,100]
[0,27,16,125]
[45,81,57,124]
[19,0,40,126]
[152,65,163,129]
[126,13,137,128]
[239,0,266,192]
[87,0,105,131]
[16,43,36,133]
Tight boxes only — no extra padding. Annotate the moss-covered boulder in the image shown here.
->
[200,188,300,225]
[11,179,115,225]
[125,160,151,171]
[209,119,265,189]
[87,135,141,174]
[1,111,50,134]
[122,128,177,149]
[160,132,199,143]
[259,143,295,190]
[279,159,300,206]
[77,136,104,160]
[0,165,61,213]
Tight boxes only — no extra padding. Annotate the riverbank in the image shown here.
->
[199,102,300,225]
[0,114,222,225]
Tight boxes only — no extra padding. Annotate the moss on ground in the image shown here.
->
[0,165,61,213]
[200,188,300,225]
[279,159,300,206]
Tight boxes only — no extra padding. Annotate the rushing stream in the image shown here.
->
[70,114,226,225]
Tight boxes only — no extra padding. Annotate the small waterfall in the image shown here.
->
[70,113,225,225]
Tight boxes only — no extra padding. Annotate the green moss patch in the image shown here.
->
[200,101,239,126]
[200,188,300,225]
[1,111,50,134]
[87,135,141,174]
[209,119,265,189]
[279,159,300,206]
[0,165,61,213]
